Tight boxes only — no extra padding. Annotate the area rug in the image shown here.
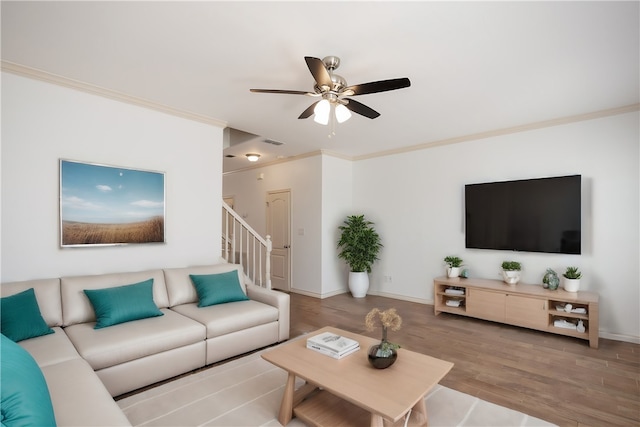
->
[117,344,556,427]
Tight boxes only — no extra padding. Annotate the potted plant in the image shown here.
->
[444,256,463,278]
[563,266,582,292]
[337,214,382,298]
[501,261,522,285]
[365,308,402,369]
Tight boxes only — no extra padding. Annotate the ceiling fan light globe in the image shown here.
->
[313,99,330,125]
[335,104,352,123]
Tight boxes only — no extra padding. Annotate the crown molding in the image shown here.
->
[1,61,227,128]
[5,61,636,169]
[354,103,640,162]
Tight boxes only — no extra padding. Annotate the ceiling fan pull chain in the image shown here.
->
[329,105,336,138]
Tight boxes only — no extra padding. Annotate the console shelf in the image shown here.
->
[434,277,599,348]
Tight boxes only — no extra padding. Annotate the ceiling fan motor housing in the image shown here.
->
[250,55,411,120]
[322,56,340,71]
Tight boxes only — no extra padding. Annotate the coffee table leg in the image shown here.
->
[278,372,296,426]
[370,414,385,427]
[411,397,429,426]
[369,398,428,427]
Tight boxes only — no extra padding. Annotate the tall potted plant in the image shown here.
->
[337,214,382,298]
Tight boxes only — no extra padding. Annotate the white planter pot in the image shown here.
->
[447,267,460,278]
[563,277,580,292]
[502,270,521,285]
[348,271,369,298]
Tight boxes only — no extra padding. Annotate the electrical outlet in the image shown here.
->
[383,275,392,283]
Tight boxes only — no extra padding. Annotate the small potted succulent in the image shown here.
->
[444,256,463,278]
[501,261,522,285]
[563,266,582,292]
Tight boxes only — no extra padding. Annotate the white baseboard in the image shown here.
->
[368,290,433,305]
[599,331,640,344]
[289,288,347,299]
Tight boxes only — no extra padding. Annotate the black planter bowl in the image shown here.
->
[367,344,398,369]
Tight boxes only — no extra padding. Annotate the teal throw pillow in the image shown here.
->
[190,271,249,307]
[1,333,57,426]
[83,279,163,329]
[1,288,54,342]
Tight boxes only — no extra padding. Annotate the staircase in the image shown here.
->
[221,201,272,289]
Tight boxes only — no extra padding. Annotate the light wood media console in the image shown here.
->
[434,276,599,348]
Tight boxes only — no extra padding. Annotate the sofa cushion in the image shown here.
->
[41,358,131,426]
[1,288,54,342]
[63,309,205,371]
[61,269,168,326]
[164,263,246,307]
[190,271,249,307]
[170,300,279,339]
[84,279,163,329]
[0,278,63,327]
[18,327,81,368]
[0,333,57,427]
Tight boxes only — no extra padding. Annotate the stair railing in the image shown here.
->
[221,201,272,289]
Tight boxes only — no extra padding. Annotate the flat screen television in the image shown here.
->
[465,175,581,254]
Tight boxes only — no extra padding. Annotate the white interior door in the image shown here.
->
[266,190,290,291]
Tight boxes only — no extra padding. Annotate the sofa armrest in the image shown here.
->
[245,285,290,341]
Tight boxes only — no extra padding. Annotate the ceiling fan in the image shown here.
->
[250,56,411,125]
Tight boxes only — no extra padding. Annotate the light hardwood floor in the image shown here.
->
[289,292,639,427]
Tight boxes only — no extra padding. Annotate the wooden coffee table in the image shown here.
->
[262,326,454,427]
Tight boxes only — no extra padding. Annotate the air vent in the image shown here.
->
[225,154,236,158]
[263,139,284,146]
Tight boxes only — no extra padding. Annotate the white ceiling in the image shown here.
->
[2,1,638,173]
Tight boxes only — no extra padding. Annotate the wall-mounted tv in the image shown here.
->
[465,175,581,254]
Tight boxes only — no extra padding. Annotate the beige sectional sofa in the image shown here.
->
[1,261,290,426]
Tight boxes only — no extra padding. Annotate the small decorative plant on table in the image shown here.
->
[365,308,402,369]
[563,266,582,292]
[501,261,522,285]
[444,256,463,278]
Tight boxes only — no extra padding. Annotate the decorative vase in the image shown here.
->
[543,268,560,290]
[348,271,369,298]
[368,340,398,369]
[367,326,398,369]
[563,277,580,293]
[447,267,460,278]
[502,270,521,285]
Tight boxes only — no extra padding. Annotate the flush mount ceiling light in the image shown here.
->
[245,153,260,162]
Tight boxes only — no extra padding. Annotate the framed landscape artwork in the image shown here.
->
[60,159,165,247]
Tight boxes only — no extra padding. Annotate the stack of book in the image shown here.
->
[306,331,360,359]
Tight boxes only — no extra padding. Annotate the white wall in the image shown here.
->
[1,73,224,282]
[223,155,323,295]
[321,155,353,296]
[354,111,639,342]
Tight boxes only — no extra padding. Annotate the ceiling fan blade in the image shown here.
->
[250,89,310,95]
[305,57,332,89]
[345,78,411,96]
[298,101,320,119]
[344,99,380,119]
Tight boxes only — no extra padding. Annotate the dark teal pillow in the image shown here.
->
[1,333,57,426]
[190,271,249,307]
[83,279,163,329]
[1,288,54,342]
